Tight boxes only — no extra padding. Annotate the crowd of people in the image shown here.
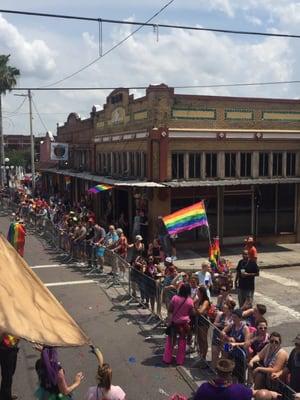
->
[0,189,299,399]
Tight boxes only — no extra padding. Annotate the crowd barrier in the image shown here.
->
[0,198,297,399]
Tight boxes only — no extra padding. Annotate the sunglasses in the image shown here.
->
[220,288,226,292]
[270,340,280,345]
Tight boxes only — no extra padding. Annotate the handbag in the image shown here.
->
[165,298,187,336]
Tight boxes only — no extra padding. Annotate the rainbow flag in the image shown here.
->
[209,237,220,272]
[163,201,208,235]
[88,184,113,194]
[7,222,26,256]
[7,222,22,247]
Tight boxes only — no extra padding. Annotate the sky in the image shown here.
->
[1,0,300,136]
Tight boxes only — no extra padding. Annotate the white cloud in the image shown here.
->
[0,14,56,80]
[1,2,300,137]
[245,15,262,26]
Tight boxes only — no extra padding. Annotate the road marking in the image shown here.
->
[45,280,96,287]
[255,291,300,321]
[260,271,299,288]
[31,264,65,269]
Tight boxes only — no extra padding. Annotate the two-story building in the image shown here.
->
[41,84,300,246]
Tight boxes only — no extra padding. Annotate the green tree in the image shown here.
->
[0,55,20,183]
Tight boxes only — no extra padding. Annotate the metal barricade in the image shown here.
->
[275,380,296,400]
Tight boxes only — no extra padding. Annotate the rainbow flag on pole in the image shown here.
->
[88,184,113,194]
[162,201,209,235]
[209,237,220,272]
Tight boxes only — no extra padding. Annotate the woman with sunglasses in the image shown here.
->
[250,319,270,356]
[248,332,288,389]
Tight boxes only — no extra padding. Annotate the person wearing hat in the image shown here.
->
[271,333,300,394]
[193,358,253,399]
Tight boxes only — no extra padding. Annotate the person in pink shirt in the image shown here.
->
[85,363,126,400]
[163,283,195,365]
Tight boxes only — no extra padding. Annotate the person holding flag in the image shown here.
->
[7,219,26,257]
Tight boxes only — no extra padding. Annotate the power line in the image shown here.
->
[3,97,26,114]
[40,0,176,88]
[2,8,300,39]
[31,98,49,132]
[8,79,300,91]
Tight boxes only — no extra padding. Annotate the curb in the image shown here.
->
[177,262,300,273]
[176,365,198,392]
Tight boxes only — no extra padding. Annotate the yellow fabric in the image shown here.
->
[0,234,90,347]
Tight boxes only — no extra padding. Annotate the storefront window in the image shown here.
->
[225,153,237,178]
[188,153,201,179]
[286,153,296,177]
[257,185,275,235]
[172,153,184,179]
[259,153,269,177]
[272,153,283,177]
[277,184,295,233]
[240,153,252,177]
[205,153,217,178]
[223,193,252,236]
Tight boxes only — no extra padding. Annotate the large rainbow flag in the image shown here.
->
[88,184,113,194]
[7,222,26,257]
[163,201,208,235]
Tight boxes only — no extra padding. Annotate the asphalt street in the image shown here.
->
[1,213,300,399]
[0,215,194,400]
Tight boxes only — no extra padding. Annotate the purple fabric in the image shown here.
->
[193,382,252,400]
[41,347,60,387]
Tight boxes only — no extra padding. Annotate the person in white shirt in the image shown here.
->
[196,261,213,299]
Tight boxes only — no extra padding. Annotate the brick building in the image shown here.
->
[41,84,300,247]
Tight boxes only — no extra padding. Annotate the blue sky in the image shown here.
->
[1,0,300,135]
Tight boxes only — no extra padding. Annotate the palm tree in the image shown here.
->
[0,55,20,184]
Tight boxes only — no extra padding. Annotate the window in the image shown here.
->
[172,153,184,179]
[129,152,135,176]
[223,193,252,236]
[259,153,269,177]
[277,184,295,233]
[286,152,296,176]
[225,153,236,178]
[142,152,147,178]
[188,153,201,179]
[240,153,252,177]
[98,153,104,174]
[205,153,217,178]
[136,152,141,177]
[272,153,283,177]
[257,185,275,234]
[117,153,122,174]
[112,153,117,174]
[122,153,128,174]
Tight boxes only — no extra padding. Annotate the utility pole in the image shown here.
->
[0,95,4,187]
[28,89,35,193]
[15,90,35,193]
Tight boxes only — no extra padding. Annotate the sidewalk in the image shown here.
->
[175,242,300,272]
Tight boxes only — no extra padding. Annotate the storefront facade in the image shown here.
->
[41,84,300,246]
